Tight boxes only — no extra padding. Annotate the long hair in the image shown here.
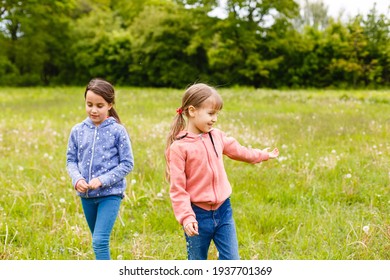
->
[165,83,223,181]
[84,78,121,124]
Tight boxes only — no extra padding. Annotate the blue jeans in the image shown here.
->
[81,195,122,260]
[185,198,240,260]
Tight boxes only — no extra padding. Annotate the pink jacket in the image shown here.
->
[167,128,270,227]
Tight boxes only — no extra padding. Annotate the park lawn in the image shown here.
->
[0,86,389,260]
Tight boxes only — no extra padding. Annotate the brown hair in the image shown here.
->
[165,83,223,180]
[84,78,121,124]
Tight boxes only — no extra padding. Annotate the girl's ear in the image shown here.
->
[188,105,196,117]
[108,103,113,110]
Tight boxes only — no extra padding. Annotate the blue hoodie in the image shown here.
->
[66,117,134,198]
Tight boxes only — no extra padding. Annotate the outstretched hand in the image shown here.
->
[263,147,279,159]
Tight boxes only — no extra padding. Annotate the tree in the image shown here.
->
[65,1,133,85]
[206,0,299,87]
[294,0,330,31]
[361,3,390,86]
[0,0,76,85]
[128,2,211,87]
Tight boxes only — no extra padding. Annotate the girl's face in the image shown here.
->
[85,90,112,126]
[187,96,219,134]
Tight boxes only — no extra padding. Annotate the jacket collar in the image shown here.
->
[82,117,117,129]
[175,129,214,140]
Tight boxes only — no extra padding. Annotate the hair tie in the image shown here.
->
[176,107,183,115]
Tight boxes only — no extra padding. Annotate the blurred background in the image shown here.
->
[0,0,389,88]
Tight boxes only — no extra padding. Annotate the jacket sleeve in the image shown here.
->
[168,147,197,227]
[219,130,269,163]
[66,127,84,187]
[98,126,134,187]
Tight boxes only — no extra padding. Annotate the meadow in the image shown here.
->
[0,86,389,260]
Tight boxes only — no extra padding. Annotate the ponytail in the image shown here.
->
[109,107,121,124]
[165,112,186,181]
[166,113,186,149]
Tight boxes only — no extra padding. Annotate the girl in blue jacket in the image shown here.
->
[66,78,134,260]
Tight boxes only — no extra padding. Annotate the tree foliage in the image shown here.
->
[0,0,388,88]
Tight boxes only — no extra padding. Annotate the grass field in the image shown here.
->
[0,86,389,260]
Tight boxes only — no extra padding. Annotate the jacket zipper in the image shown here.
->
[208,132,218,158]
[87,126,98,198]
[201,134,218,208]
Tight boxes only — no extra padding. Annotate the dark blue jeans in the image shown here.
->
[185,198,240,260]
[81,195,122,260]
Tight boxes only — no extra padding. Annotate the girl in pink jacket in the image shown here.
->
[165,83,279,260]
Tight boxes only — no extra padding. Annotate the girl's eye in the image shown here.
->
[87,103,104,108]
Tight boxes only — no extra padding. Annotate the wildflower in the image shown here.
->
[277,156,288,162]
[157,192,163,198]
[18,166,24,171]
[363,226,369,234]
[131,179,136,185]
[59,198,66,204]
[344,173,352,179]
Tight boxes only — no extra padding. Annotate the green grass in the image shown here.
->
[0,86,389,260]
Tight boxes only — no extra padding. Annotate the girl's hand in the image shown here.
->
[184,222,199,237]
[269,147,279,159]
[75,179,89,193]
[88,178,102,190]
[263,147,279,159]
